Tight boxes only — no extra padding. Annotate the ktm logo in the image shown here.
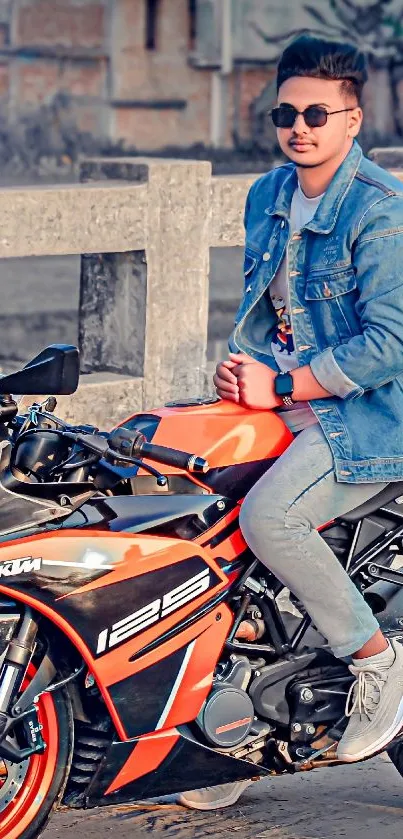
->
[96,567,211,655]
[0,556,42,578]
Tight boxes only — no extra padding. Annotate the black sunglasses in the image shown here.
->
[270,105,355,129]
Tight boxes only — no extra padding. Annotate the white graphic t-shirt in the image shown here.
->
[271,183,324,432]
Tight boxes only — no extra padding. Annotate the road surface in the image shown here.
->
[45,755,403,839]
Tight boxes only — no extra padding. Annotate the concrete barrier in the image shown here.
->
[0,158,253,428]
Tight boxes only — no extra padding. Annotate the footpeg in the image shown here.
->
[295,739,338,767]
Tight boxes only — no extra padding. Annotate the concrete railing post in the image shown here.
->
[79,157,212,409]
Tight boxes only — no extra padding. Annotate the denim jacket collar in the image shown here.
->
[265,140,363,235]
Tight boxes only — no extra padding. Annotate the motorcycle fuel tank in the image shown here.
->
[119,399,293,474]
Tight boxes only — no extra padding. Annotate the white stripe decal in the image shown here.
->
[42,560,114,571]
[155,640,196,731]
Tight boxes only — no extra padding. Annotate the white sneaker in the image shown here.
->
[337,638,403,762]
[147,780,254,811]
[176,780,254,810]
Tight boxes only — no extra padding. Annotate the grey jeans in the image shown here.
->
[239,423,386,658]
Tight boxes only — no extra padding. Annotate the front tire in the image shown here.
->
[0,662,73,839]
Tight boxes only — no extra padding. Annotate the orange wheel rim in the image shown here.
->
[0,663,60,839]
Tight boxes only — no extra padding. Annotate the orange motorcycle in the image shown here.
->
[0,344,403,839]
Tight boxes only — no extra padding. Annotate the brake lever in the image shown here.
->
[105,449,167,486]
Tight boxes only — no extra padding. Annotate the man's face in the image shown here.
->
[276,76,362,168]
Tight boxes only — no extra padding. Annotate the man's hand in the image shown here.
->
[214,352,282,410]
[213,356,240,403]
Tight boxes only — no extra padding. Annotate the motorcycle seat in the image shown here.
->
[340,481,403,524]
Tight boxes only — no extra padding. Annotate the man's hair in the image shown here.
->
[276,34,368,104]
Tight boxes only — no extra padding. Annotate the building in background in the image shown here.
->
[0,0,402,152]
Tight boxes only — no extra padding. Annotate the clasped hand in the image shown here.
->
[213,352,282,410]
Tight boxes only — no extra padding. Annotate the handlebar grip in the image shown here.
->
[108,427,209,473]
[140,442,209,473]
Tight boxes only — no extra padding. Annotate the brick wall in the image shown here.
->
[0,62,8,99]
[113,71,211,150]
[237,67,272,140]
[0,0,273,151]
[12,58,108,104]
[110,0,212,148]
[12,0,106,49]
[111,0,194,101]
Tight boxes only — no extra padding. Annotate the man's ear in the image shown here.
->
[348,107,363,138]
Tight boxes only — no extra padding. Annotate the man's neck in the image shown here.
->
[296,140,353,198]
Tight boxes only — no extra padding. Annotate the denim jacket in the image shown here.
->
[229,141,403,483]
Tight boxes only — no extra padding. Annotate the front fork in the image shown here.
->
[0,607,46,763]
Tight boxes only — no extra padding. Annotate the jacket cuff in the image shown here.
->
[310,347,364,400]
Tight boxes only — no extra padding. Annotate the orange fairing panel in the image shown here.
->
[135,401,293,472]
[105,729,180,794]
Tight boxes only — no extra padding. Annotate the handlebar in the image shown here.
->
[11,423,210,480]
[107,427,209,473]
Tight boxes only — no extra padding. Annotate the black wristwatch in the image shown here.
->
[274,372,295,407]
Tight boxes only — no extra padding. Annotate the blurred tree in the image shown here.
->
[251,0,403,143]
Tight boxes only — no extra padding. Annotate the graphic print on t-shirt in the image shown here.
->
[267,182,325,432]
[271,292,295,356]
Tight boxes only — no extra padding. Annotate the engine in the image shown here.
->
[196,645,354,765]
[196,656,255,748]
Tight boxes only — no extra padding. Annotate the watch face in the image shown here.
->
[275,373,294,397]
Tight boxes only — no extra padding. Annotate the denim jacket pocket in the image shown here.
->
[243,247,260,284]
[304,267,359,346]
[233,249,262,329]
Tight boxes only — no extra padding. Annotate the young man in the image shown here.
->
[170,35,403,811]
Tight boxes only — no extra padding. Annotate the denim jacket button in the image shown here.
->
[263,252,271,261]
[246,284,252,292]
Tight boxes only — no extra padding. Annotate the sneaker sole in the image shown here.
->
[176,780,254,811]
[338,696,403,763]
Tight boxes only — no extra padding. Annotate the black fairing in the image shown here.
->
[119,414,161,441]
[0,445,71,537]
[109,645,191,738]
[201,459,276,500]
[86,726,268,806]
[58,494,237,540]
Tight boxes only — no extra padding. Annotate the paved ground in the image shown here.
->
[44,756,403,839]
